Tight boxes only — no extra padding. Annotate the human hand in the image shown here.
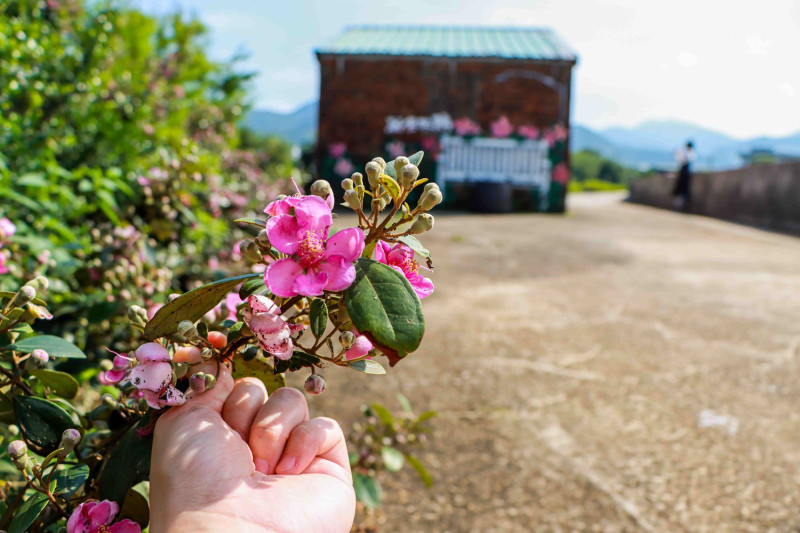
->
[149,364,355,532]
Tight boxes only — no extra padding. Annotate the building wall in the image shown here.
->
[317,55,573,163]
[628,162,800,234]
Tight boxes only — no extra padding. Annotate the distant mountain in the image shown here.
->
[243,101,317,146]
[243,101,800,171]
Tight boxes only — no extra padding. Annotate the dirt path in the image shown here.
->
[309,193,800,532]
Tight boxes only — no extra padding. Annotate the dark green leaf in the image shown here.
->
[227,321,251,344]
[383,151,424,179]
[353,473,382,508]
[98,418,153,504]
[196,321,208,339]
[348,359,386,375]
[309,299,328,339]
[273,351,320,373]
[30,369,80,399]
[398,235,431,259]
[233,217,267,228]
[54,464,89,498]
[144,274,260,340]
[13,396,75,453]
[87,300,120,323]
[381,446,405,472]
[406,454,434,488]
[232,356,286,394]
[119,484,150,529]
[344,259,424,366]
[370,402,394,427]
[239,277,266,299]
[9,335,86,359]
[8,492,48,533]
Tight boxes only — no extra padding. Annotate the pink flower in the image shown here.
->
[225,292,243,321]
[346,332,374,360]
[490,116,514,138]
[242,295,304,360]
[333,158,354,177]
[129,343,185,409]
[101,351,133,384]
[552,163,569,185]
[0,218,16,239]
[67,500,141,533]
[518,125,540,140]
[552,123,568,141]
[453,117,481,136]
[374,241,433,299]
[0,250,8,275]
[265,195,365,297]
[328,142,347,158]
[146,304,162,321]
[543,129,557,148]
[386,140,406,159]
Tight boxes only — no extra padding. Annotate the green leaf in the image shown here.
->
[87,300,120,323]
[119,483,150,529]
[370,402,394,427]
[348,359,386,375]
[348,451,359,466]
[9,335,86,359]
[227,321,251,344]
[309,299,328,339]
[239,277,266,299]
[54,464,89,497]
[98,418,153,504]
[383,151,424,179]
[16,173,48,187]
[398,235,431,259]
[234,217,267,228]
[8,492,48,533]
[396,393,413,414]
[231,356,287,394]
[13,396,75,453]
[417,410,437,424]
[353,473,382,508]
[144,274,260,340]
[273,351,320,373]
[343,259,424,366]
[381,446,405,472]
[30,369,80,399]
[406,454,434,488]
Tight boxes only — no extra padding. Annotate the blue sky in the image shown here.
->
[136,0,800,139]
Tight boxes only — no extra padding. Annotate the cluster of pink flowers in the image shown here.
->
[490,116,514,138]
[101,343,185,409]
[453,117,481,136]
[0,217,16,274]
[67,500,140,533]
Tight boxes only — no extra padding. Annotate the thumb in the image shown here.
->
[182,361,234,414]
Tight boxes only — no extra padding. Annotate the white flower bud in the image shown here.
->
[408,214,434,234]
[344,189,361,211]
[365,161,382,189]
[400,164,419,190]
[310,180,332,199]
[393,156,410,177]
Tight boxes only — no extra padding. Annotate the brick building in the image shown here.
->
[315,26,577,212]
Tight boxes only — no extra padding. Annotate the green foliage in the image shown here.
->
[13,395,75,453]
[571,149,643,185]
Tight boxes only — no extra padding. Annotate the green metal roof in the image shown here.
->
[316,26,577,62]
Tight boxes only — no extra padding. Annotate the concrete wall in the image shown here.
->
[628,161,800,234]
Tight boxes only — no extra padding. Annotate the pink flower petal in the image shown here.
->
[247,294,280,315]
[294,195,332,237]
[316,256,356,292]
[264,195,302,217]
[266,215,302,255]
[88,500,118,526]
[346,335,374,360]
[67,501,95,533]
[266,258,303,298]
[142,390,164,409]
[109,519,143,533]
[128,361,172,392]
[134,342,169,363]
[247,312,287,336]
[323,228,365,262]
[104,369,127,383]
[386,244,413,265]
[324,192,335,209]
[408,272,434,299]
[271,338,295,360]
[160,385,186,407]
[225,292,243,321]
[293,269,329,296]
[373,240,391,263]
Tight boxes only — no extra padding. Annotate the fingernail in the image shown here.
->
[276,456,296,473]
[254,457,269,474]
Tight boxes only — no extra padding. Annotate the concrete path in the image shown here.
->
[313,193,800,532]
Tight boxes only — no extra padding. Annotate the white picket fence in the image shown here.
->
[437,135,552,192]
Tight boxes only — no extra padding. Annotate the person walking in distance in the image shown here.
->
[673,141,696,211]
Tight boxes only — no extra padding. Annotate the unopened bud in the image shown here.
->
[25,349,49,370]
[58,428,81,459]
[304,374,326,395]
[201,348,213,360]
[400,164,419,190]
[12,286,36,307]
[24,276,49,291]
[101,394,117,409]
[256,229,270,248]
[310,180,332,200]
[351,172,363,188]
[177,320,199,341]
[344,189,361,211]
[127,305,148,325]
[242,241,262,263]
[138,398,149,411]
[7,440,27,469]
[204,373,217,390]
[408,214,434,234]
[173,362,189,379]
[242,345,259,361]
[190,372,207,393]
[99,359,114,372]
[365,162,382,188]
[418,185,443,212]
[372,157,387,172]
[275,194,287,202]
[393,156,410,177]
[339,331,356,350]
[341,178,354,191]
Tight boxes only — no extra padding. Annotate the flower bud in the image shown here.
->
[304,374,326,395]
[275,194,287,202]
[99,359,114,372]
[400,164,419,190]
[341,178,354,191]
[12,286,36,307]
[242,241,262,263]
[7,440,27,469]
[101,393,117,409]
[58,428,81,459]
[242,345,260,361]
[256,229,270,248]
[30,349,49,366]
[372,157,387,172]
[393,156,410,177]
[173,362,189,379]
[344,189,361,211]
[310,179,332,200]
[24,276,49,291]
[417,185,443,212]
[339,331,356,350]
[351,172,363,188]
[201,348,214,360]
[408,213,434,234]
[190,372,207,393]
[127,305,148,326]
[177,321,199,341]
[365,161,382,189]
[204,373,217,390]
